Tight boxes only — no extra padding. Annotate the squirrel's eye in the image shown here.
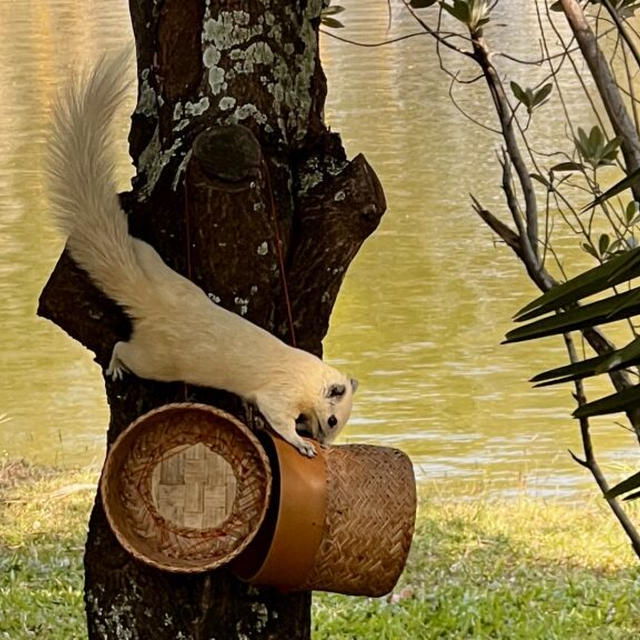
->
[328,384,346,398]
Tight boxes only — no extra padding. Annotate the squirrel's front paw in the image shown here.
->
[293,438,317,458]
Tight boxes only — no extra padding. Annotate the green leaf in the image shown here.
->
[531,335,640,386]
[531,352,612,386]
[550,162,583,172]
[606,238,625,256]
[530,173,551,188]
[513,246,640,321]
[442,0,470,23]
[597,335,640,373]
[582,166,640,211]
[321,16,344,27]
[550,0,563,9]
[409,0,437,6]
[573,126,618,168]
[589,125,604,150]
[532,83,553,106]
[577,127,590,150]
[505,285,640,343]
[606,286,640,317]
[599,233,611,255]
[626,201,639,222]
[605,468,640,499]
[582,243,600,259]
[510,81,528,105]
[573,384,640,418]
[322,4,346,14]
[601,136,621,158]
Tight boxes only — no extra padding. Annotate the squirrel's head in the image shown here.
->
[309,372,358,444]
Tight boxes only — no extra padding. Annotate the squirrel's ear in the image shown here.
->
[350,378,359,393]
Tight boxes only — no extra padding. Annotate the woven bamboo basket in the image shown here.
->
[100,403,271,572]
[232,432,417,597]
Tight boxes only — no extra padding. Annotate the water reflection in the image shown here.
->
[0,1,636,497]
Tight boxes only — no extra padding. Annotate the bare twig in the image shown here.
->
[448,75,502,133]
[601,0,640,70]
[470,34,539,259]
[545,2,609,136]
[620,31,640,132]
[470,195,523,258]
[320,29,430,48]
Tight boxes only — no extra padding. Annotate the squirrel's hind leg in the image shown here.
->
[106,341,130,380]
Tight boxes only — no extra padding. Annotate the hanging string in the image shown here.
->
[181,151,297,384]
[261,155,297,348]
[182,170,194,401]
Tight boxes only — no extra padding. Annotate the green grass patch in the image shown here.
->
[0,458,95,639]
[1,460,640,639]
[314,493,640,639]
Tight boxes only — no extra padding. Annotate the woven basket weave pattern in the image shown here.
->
[299,444,416,596]
[152,442,238,529]
[102,404,271,572]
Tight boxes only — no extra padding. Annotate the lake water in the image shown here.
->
[1,1,637,498]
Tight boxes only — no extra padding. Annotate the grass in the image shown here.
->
[0,459,93,640]
[314,496,640,639]
[1,459,640,639]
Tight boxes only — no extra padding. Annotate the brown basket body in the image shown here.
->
[299,444,416,596]
[233,435,417,597]
[100,403,271,572]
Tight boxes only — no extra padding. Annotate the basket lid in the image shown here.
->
[100,403,271,572]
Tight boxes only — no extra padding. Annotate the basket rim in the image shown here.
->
[100,402,272,573]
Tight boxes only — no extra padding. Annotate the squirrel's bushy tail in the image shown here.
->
[47,50,146,316]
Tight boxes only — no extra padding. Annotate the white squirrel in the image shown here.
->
[46,51,357,457]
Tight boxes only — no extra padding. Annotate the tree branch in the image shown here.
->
[470,33,539,260]
[288,154,386,355]
[559,0,640,199]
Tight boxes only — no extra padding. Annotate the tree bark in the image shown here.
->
[38,2,385,638]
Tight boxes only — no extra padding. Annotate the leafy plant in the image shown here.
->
[574,126,621,169]
[507,186,640,499]
[399,0,640,559]
[400,0,640,557]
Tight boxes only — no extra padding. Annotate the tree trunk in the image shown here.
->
[38,1,385,638]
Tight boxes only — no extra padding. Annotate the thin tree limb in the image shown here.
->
[559,0,640,196]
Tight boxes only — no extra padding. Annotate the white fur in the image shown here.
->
[46,52,357,457]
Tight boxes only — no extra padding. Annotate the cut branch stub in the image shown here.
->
[38,233,131,368]
[185,126,282,330]
[288,154,386,355]
[192,125,262,188]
